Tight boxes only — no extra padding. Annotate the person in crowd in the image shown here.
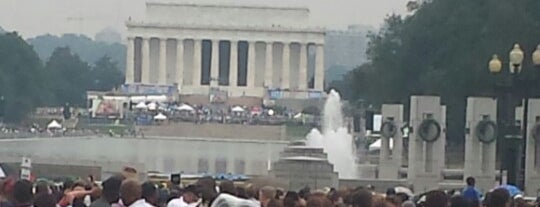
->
[13,180,33,207]
[1,178,16,207]
[120,179,151,207]
[141,182,158,207]
[218,181,236,196]
[167,185,201,207]
[35,182,50,195]
[267,199,283,207]
[275,189,284,200]
[486,189,510,207]
[306,195,332,207]
[463,177,482,203]
[259,186,277,207]
[424,190,449,207]
[89,176,123,207]
[195,177,217,206]
[401,200,415,207]
[244,184,260,206]
[347,189,372,207]
[283,191,300,207]
[235,187,248,199]
[34,192,57,207]
[450,195,472,207]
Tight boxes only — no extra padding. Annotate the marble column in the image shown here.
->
[141,37,150,84]
[247,41,256,87]
[229,40,238,87]
[314,44,325,91]
[125,37,135,83]
[176,39,184,88]
[298,43,308,90]
[192,39,202,86]
[281,42,290,89]
[211,40,220,87]
[264,42,273,88]
[158,38,167,85]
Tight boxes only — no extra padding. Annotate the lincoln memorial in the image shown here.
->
[124,1,326,101]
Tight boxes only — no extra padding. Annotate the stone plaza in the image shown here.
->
[124,1,325,100]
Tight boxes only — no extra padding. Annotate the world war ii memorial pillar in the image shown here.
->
[464,97,498,193]
[408,96,446,192]
[525,98,540,196]
[379,104,404,179]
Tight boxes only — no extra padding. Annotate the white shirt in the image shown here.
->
[167,197,199,207]
[129,199,154,207]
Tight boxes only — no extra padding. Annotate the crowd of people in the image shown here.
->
[0,173,537,207]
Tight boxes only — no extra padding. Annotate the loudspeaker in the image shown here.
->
[171,173,181,185]
[353,115,361,132]
[365,111,374,131]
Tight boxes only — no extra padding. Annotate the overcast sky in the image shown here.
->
[0,0,407,39]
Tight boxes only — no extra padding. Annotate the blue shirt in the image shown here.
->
[463,186,482,201]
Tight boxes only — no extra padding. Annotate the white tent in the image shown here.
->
[135,102,147,109]
[177,104,194,111]
[368,138,394,151]
[231,106,245,112]
[47,120,62,129]
[0,165,6,178]
[147,102,158,111]
[154,113,167,120]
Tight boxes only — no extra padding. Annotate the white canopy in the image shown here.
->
[368,138,394,151]
[154,113,167,120]
[231,106,245,112]
[147,102,158,110]
[0,166,6,178]
[177,104,194,111]
[135,102,147,109]
[47,120,62,129]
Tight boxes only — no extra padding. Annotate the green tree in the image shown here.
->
[345,0,540,142]
[0,32,44,122]
[44,47,92,106]
[28,34,126,72]
[89,55,125,91]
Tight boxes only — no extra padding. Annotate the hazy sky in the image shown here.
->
[0,0,407,39]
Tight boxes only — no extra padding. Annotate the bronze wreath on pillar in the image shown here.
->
[475,120,497,144]
[381,121,397,138]
[418,119,441,143]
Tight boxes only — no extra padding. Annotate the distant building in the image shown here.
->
[324,25,373,81]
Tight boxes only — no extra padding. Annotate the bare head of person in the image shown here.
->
[120,179,142,206]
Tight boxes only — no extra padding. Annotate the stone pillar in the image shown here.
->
[247,41,256,87]
[229,40,238,87]
[281,42,290,89]
[464,97,497,193]
[211,40,220,87]
[407,96,446,192]
[176,39,184,88]
[125,37,135,83]
[298,43,308,90]
[379,104,404,179]
[264,42,273,88]
[141,37,150,84]
[192,39,202,87]
[315,44,325,91]
[525,98,540,196]
[158,38,167,85]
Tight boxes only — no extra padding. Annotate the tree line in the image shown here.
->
[0,32,124,123]
[329,0,540,142]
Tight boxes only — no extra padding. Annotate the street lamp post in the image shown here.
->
[488,44,540,188]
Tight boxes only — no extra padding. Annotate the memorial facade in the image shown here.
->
[125,1,326,99]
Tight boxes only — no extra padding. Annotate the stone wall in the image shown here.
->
[139,122,286,140]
